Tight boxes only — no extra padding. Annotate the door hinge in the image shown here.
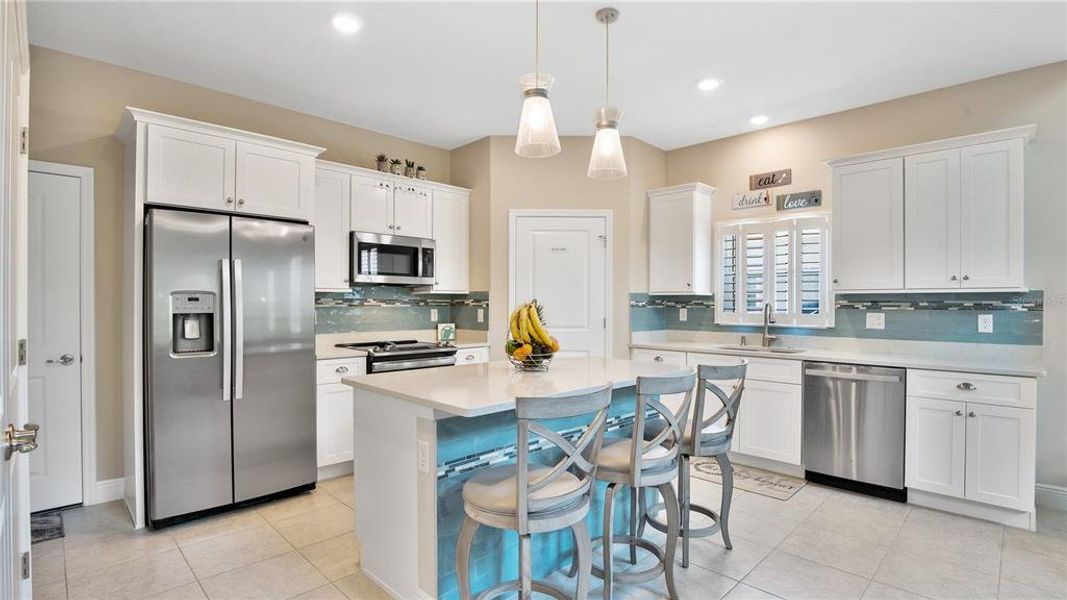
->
[597,234,607,248]
[17,339,26,366]
[603,317,607,329]
[20,551,29,579]
[18,127,27,155]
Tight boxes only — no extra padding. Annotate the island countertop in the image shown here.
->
[341,357,695,418]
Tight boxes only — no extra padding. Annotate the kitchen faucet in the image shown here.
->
[762,302,778,347]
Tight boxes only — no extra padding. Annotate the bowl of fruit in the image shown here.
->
[506,300,560,371]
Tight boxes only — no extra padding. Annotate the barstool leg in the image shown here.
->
[636,487,647,540]
[658,482,681,600]
[567,528,580,578]
[602,482,617,600]
[571,519,592,600]
[715,452,734,549]
[456,516,479,600]
[680,454,691,568]
[519,533,532,599]
[628,486,639,564]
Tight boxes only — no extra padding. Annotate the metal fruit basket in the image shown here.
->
[506,352,554,372]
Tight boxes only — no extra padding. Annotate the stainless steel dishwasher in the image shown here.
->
[802,362,907,501]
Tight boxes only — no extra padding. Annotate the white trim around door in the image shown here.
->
[508,209,614,358]
[27,160,98,507]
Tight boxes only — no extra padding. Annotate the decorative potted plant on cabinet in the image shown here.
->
[416,165,427,180]
[389,158,403,175]
[404,159,416,178]
[375,154,389,172]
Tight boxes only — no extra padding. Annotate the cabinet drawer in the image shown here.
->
[456,346,489,365]
[317,358,366,384]
[630,348,687,366]
[687,352,801,384]
[907,369,1035,409]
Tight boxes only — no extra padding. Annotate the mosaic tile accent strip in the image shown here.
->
[836,291,1043,311]
[315,286,489,333]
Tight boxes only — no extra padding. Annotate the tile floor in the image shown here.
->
[31,473,1067,600]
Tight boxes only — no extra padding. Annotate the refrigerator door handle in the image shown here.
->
[220,259,232,402]
[234,258,245,400]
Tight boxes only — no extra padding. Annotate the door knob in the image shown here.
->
[46,354,75,366]
[4,423,39,460]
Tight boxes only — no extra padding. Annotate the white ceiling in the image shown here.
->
[27,1,1067,150]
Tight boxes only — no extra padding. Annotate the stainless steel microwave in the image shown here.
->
[350,231,436,286]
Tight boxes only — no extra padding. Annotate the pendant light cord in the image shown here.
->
[604,18,610,105]
[535,0,540,88]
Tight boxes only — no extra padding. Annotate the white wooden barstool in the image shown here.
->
[585,370,696,600]
[456,383,613,600]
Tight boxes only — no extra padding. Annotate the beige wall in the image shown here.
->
[449,138,491,291]
[664,61,1067,488]
[28,47,453,481]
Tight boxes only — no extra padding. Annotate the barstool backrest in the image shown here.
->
[632,369,698,481]
[690,362,748,453]
[514,382,613,534]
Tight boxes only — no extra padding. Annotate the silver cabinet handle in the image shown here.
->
[220,259,232,402]
[955,410,963,416]
[654,356,664,362]
[464,354,475,361]
[45,353,75,366]
[956,382,977,391]
[4,423,39,459]
[233,259,245,400]
[335,366,349,374]
[968,411,977,418]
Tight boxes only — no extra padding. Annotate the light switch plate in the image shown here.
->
[417,440,430,474]
[978,314,994,333]
[866,312,886,330]
[679,308,688,322]
[430,308,439,322]
[477,308,485,323]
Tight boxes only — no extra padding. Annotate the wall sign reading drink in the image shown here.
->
[776,190,822,211]
[732,189,770,210]
[749,168,792,190]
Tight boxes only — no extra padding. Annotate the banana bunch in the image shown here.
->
[506,300,560,361]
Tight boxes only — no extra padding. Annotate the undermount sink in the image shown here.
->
[718,345,807,354]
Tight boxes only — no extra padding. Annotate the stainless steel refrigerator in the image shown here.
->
[145,207,316,527]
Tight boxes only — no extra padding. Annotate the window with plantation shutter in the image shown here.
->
[719,225,740,317]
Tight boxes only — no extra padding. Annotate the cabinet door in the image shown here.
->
[737,380,801,465]
[146,124,236,211]
[312,170,351,291]
[649,192,694,294]
[393,183,433,238]
[350,175,394,235]
[905,150,961,289]
[965,403,1035,510]
[430,190,469,292]
[235,141,314,220]
[905,396,966,498]
[316,383,354,468]
[832,158,904,290]
[960,140,1024,289]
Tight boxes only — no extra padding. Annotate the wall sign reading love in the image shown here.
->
[776,190,822,211]
[749,168,792,190]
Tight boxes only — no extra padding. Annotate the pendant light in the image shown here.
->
[514,0,561,158]
[588,7,627,180]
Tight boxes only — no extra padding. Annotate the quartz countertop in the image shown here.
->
[630,341,1046,378]
[341,357,691,417]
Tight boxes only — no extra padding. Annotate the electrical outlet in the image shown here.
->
[417,440,431,475]
[679,308,688,322]
[866,312,886,330]
[978,314,994,333]
[430,308,439,322]
[477,308,485,323]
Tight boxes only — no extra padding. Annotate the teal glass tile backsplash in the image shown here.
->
[631,291,1043,345]
[316,286,488,333]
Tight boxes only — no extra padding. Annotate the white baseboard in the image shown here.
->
[87,478,125,505]
[317,461,354,482]
[1036,483,1067,511]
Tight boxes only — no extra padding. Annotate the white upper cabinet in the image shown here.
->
[960,140,1024,289]
[146,124,236,211]
[428,189,469,293]
[392,183,433,238]
[905,149,961,289]
[831,157,904,291]
[312,168,351,291]
[350,174,394,235]
[235,141,315,220]
[648,183,715,295]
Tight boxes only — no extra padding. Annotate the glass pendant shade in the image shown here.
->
[514,72,561,158]
[587,106,627,179]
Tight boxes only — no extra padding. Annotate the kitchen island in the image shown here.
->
[341,358,693,600]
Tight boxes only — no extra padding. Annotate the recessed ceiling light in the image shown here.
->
[749,114,769,125]
[332,13,362,34]
[696,78,721,92]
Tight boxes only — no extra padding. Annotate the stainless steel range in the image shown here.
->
[336,339,458,373]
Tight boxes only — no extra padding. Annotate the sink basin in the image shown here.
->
[718,345,806,354]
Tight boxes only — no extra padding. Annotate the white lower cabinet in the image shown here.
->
[737,379,802,465]
[906,396,967,498]
[965,402,1035,509]
[316,358,366,469]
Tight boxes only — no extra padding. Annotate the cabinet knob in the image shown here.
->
[464,354,475,361]
[226,196,234,204]
[968,411,976,418]
[955,410,963,416]
[956,382,977,391]
[833,278,839,284]
[388,225,394,230]
[395,225,402,231]
[238,198,246,206]
[686,282,691,288]
[950,275,958,281]
[962,275,970,281]
[335,366,349,374]
[654,356,664,362]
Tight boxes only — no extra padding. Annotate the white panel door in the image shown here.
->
[965,403,1035,510]
[392,184,433,239]
[312,169,351,291]
[235,141,313,220]
[146,124,236,211]
[831,158,904,290]
[350,175,393,235]
[905,149,961,289]
[905,396,966,498]
[737,380,801,465]
[512,214,608,358]
[430,190,469,293]
[316,383,354,468]
[960,140,1024,289]
[27,171,83,512]
[648,192,694,294]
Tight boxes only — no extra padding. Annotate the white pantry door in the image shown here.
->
[511,213,609,358]
[27,170,83,511]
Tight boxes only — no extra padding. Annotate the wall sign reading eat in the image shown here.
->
[749,168,792,190]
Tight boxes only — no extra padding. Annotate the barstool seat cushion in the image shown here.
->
[596,438,674,472]
[643,418,731,452]
[462,464,586,515]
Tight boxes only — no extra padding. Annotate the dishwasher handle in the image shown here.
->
[804,368,902,384]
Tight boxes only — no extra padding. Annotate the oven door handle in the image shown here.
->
[371,356,457,372]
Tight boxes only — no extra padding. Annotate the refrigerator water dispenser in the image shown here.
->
[170,291,215,355]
